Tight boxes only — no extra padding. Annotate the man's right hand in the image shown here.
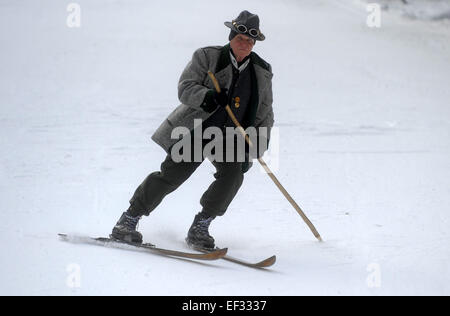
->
[200,88,229,113]
[213,88,229,108]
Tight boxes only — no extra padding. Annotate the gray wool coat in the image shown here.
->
[151,44,274,155]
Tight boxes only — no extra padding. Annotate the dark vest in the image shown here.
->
[226,65,252,127]
[203,63,253,131]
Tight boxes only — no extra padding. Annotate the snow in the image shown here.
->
[1,0,449,295]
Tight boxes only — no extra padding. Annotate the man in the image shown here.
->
[111,10,274,250]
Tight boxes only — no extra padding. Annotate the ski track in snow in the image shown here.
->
[0,0,449,295]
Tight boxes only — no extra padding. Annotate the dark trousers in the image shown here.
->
[129,136,245,218]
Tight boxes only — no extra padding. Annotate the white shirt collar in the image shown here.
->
[230,51,250,73]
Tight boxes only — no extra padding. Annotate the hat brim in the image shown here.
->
[224,21,265,41]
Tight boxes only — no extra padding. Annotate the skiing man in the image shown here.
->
[111,10,274,250]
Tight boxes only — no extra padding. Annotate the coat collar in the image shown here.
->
[215,44,231,73]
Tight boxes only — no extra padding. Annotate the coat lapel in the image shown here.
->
[214,66,232,90]
[211,44,232,90]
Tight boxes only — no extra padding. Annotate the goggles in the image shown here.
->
[232,21,260,38]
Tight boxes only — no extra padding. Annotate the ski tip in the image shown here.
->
[258,255,276,268]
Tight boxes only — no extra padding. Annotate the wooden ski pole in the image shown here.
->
[207,71,323,242]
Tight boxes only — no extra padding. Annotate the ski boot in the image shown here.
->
[111,210,143,244]
[186,212,216,250]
